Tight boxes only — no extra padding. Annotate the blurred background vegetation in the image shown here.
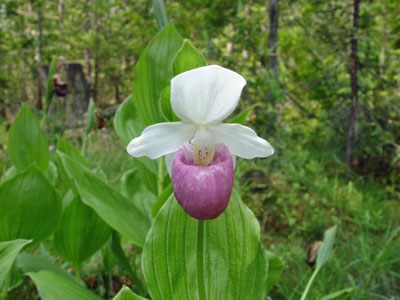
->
[0,0,399,299]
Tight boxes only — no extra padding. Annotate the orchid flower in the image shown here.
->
[127,65,274,220]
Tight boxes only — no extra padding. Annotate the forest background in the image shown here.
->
[0,0,400,299]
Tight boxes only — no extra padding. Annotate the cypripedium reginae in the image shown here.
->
[127,65,274,220]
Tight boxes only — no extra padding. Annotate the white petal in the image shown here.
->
[210,123,274,159]
[171,65,246,123]
[126,122,196,159]
[165,151,176,175]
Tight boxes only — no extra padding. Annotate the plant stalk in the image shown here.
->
[1,268,12,300]
[300,267,320,300]
[197,220,206,300]
[157,157,164,196]
[75,264,81,284]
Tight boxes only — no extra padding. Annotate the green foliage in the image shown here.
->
[28,270,102,300]
[0,239,31,287]
[0,166,61,243]
[44,59,56,115]
[320,288,356,300]
[53,195,112,266]
[113,285,149,300]
[16,252,76,283]
[132,23,183,126]
[265,251,283,293]
[114,95,144,147]
[316,225,337,269]
[172,39,207,76]
[7,105,49,172]
[85,98,96,137]
[151,0,168,30]
[142,190,268,300]
[57,152,151,247]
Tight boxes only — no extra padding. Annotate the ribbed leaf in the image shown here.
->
[7,105,49,172]
[53,196,112,266]
[172,39,207,76]
[16,252,76,283]
[132,23,183,126]
[228,104,258,125]
[57,152,151,248]
[113,285,149,300]
[114,95,144,147]
[0,239,31,287]
[316,225,337,269]
[120,169,155,222]
[151,0,168,30]
[142,190,268,300]
[0,166,61,242]
[28,270,102,300]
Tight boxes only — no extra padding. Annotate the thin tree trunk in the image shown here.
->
[346,0,360,171]
[267,0,279,76]
[58,0,64,49]
[35,2,43,110]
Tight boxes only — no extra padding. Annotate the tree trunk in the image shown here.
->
[268,0,279,76]
[35,2,43,110]
[346,0,360,171]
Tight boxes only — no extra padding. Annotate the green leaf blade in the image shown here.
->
[0,239,31,287]
[142,190,269,300]
[53,196,112,266]
[57,152,151,247]
[0,166,62,242]
[132,23,183,126]
[316,225,337,269]
[113,285,149,300]
[7,105,50,172]
[28,270,103,300]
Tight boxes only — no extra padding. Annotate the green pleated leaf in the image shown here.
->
[85,98,96,136]
[320,288,356,300]
[28,270,102,300]
[56,136,88,167]
[121,169,155,222]
[265,250,283,292]
[142,190,269,300]
[172,39,207,76]
[44,161,58,185]
[113,285,149,300]
[1,166,18,184]
[151,183,172,217]
[316,225,337,269]
[132,23,183,126]
[113,95,159,192]
[53,195,112,266]
[0,166,62,242]
[159,86,179,122]
[151,0,168,30]
[7,104,50,172]
[0,239,31,287]
[16,252,76,283]
[114,95,144,147]
[57,152,151,248]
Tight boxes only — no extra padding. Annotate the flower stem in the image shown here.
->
[1,268,12,300]
[75,264,81,284]
[300,267,320,300]
[197,220,206,300]
[157,157,164,196]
